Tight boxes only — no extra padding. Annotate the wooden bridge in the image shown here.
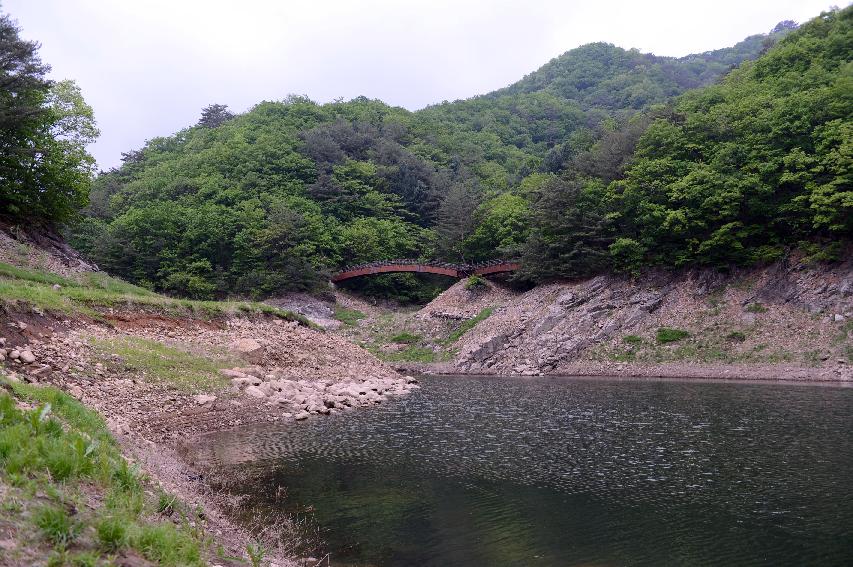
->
[331,259,521,283]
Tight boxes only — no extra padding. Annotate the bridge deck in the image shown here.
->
[331,260,519,282]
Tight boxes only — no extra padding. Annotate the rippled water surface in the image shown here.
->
[191,376,853,566]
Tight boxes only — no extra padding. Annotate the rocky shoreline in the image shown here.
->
[0,305,417,564]
[395,361,851,382]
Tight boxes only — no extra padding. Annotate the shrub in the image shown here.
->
[132,523,203,565]
[656,328,691,344]
[726,331,747,342]
[447,307,494,343]
[623,335,643,344]
[96,516,128,552]
[390,331,421,344]
[33,504,79,547]
[464,275,487,291]
[746,302,768,313]
[333,306,366,326]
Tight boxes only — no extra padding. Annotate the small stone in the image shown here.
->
[834,314,846,322]
[294,411,310,421]
[19,351,36,364]
[16,322,27,330]
[52,284,62,291]
[9,350,20,360]
[68,385,83,399]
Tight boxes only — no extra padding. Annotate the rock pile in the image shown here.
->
[223,366,418,417]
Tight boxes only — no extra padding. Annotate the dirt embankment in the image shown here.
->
[0,220,96,276]
[442,257,852,381]
[1,281,411,565]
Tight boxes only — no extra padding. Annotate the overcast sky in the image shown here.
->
[4,0,838,169]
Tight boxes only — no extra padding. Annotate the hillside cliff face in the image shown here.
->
[452,257,852,380]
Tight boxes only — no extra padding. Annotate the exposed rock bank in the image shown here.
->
[450,256,852,380]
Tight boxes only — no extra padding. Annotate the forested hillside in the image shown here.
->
[13,7,843,302]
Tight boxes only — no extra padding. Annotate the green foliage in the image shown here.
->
[464,275,487,291]
[656,328,691,344]
[447,307,494,343]
[623,334,643,344]
[334,306,367,326]
[0,9,99,224]
[727,331,747,342]
[464,193,530,260]
[33,504,79,547]
[95,515,129,552]
[246,541,266,567]
[63,15,787,298]
[610,8,852,268]
[0,380,208,566]
[799,240,844,263]
[519,8,851,281]
[89,336,233,391]
[522,175,612,280]
[0,261,77,287]
[390,331,421,344]
[0,262,311,324]
[746,303,768,313]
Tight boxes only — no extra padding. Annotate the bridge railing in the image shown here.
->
[337,258,520,275]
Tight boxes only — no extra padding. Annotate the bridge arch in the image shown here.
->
[331,259,520,283]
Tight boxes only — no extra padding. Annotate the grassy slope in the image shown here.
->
[0,261,313,326]
[0,377,222,566]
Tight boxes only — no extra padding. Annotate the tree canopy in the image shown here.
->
[51,7,851,300]
[0,10,98,224]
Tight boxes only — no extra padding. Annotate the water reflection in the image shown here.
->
[191,376,853,566]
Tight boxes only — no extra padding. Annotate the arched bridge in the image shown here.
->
[331,259,521,283]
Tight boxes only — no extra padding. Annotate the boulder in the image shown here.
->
[232,339,264,364]
[244,385,266,398]
[194,394,217,405]
[220,368,250,379]
[231,376,261,387]
[294,411,310,421]
[20,351,36,364]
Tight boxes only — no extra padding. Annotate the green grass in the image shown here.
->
[746,302,768,313]
[656,327,691,344]
[89,336,233,391]
[447,307,494,343]
[0,261,77,287]
[33,504,80,547]
[726,331,747,342]
[0,377,207,565]
[82,272,157,296]
[390,331,421,344]
[623,334,643,344]
[0,265,312,325]
[334,306,367,326]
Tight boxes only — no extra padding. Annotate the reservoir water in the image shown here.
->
[189,375,853,566]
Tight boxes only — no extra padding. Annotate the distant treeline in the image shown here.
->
[1,4,849,301]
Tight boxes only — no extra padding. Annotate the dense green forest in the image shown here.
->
[0,10,98,224]
[2,5,849,301]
